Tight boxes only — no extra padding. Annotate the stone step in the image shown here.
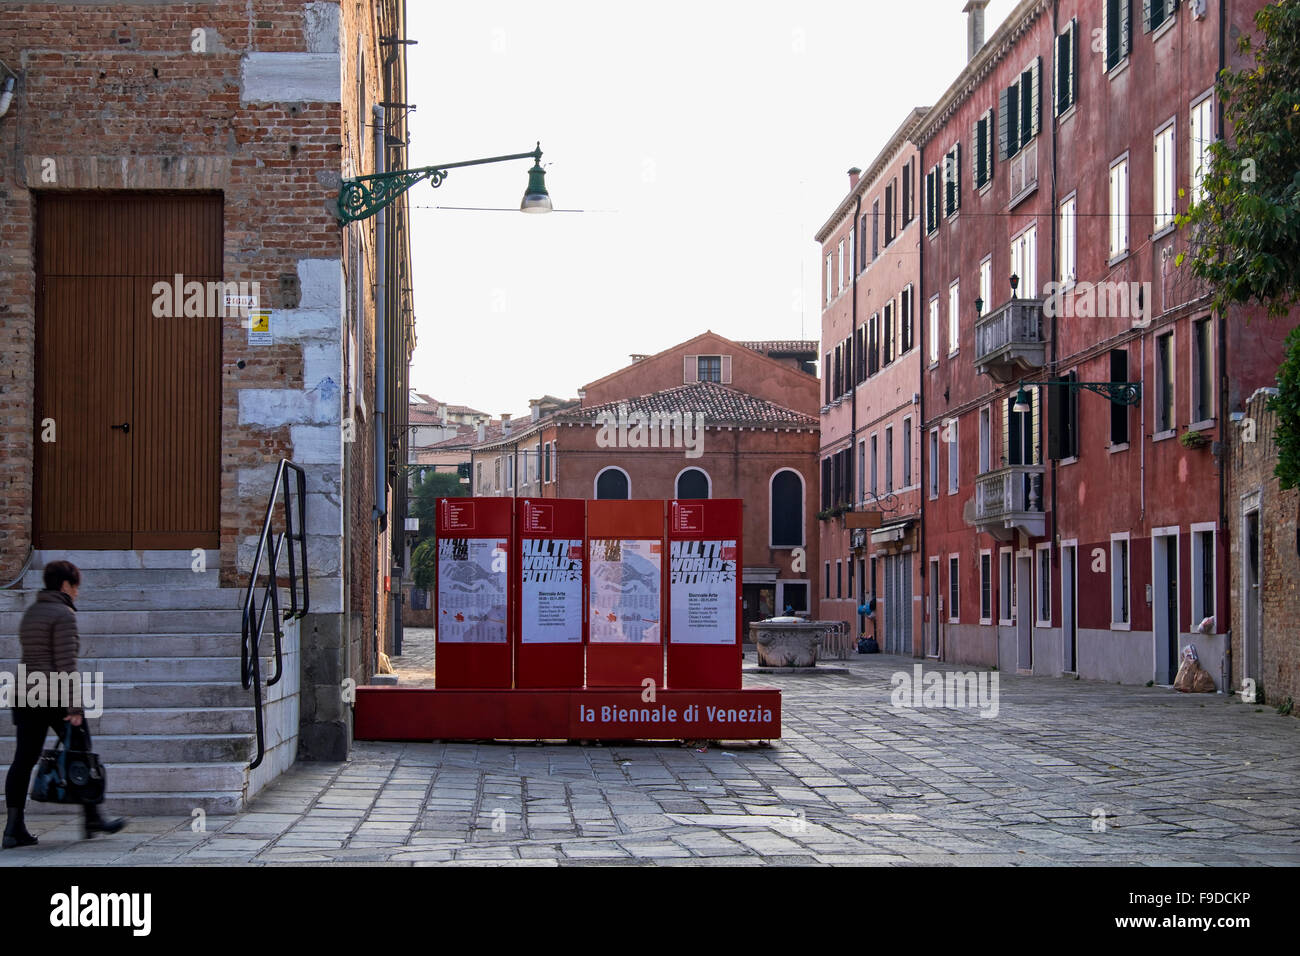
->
[0,656,272,683]
[0,608,247,634]
[25,790,246,816]
[104,762,249,794]
[17,567,228,590]
[0,633,245,658]
[84,707,258,736]
[32,550,220,570]
[0,587,251,613]
[0,733,254,764]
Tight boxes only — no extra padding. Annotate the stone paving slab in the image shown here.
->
[4,652,1298,866]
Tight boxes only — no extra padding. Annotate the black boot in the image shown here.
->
[3,807,38,849]
[83,803,126,840]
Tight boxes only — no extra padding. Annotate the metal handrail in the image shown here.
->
[241,459,309,770]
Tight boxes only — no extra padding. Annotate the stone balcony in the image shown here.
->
[974,298,1046,383]
[974,464,1046,540]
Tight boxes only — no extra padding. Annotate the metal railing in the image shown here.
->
[241,459,309,770]
[816,620,855,660]
[974,298,1046,378]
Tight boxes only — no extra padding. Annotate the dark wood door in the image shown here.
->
[35,194,222,549]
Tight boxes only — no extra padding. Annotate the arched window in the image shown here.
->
[770,469,804,547]
[594,467,629,500]
[675,467,710,500]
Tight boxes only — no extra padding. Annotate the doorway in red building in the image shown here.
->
[742,583,774,642]
[1062,543,1078,673]
[1016,552,1032,671]
[33,193,223,549]
[1154,531,1180,684]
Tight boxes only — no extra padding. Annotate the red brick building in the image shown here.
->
[471,331,820,632]
[915,0,1291,686]
[815,110,927,654]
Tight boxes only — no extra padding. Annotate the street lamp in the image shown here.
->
[1012,385,1032,414]
[337,141,553,225]
[1013,378,1141,414]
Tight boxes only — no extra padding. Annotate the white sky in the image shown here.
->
[405,0,1019,416]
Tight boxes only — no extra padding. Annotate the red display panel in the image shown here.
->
[434,497,514,688]
[585,499,665,688]
[515,498,586,688]
[666,498,743,689]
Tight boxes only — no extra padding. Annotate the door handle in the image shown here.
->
[111,422,130,434]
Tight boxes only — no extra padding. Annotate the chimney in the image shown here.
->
[439,405,447,424]
[476,422,485,443]
[847,167,862,191]
[964,0,989,61]
[501,413,511,436]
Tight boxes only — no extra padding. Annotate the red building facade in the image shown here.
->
[916,0,1290,687]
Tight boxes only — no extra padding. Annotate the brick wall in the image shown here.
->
[1229,389,1300,710]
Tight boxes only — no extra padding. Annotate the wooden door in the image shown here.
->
[35,194,222,549]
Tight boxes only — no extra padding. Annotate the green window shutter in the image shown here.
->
[1053,32,1061,116]
[1142,0,1153,33]
[1047,382,1066,460]
[1002,398,1012,466]
[985,110,995,180]
[1031,384,1041,465]
[972,120,981,187]
[1007,84,1021,156]
[1120,0,1131,59]
[954,142,961,210]
[998,89,1010,159]
[1068,19,1077,110]
[1030,58,1041,139]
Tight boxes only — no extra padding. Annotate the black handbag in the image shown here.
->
[30,721,107,805]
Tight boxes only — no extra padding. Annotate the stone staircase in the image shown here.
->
[0,550,298,816]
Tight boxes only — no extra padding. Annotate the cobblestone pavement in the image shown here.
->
[6,653,1298,866]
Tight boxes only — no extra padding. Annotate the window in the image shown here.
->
[928,428,939,499]
[1004,388,1041,465]
[1111,534,1131,626]
[942,142,961,217]
[999,549,1014,623]
[885,426,894,493]
[1190,94,1214,205]
[973,110,994,189]
[902,160,914,225]
[1191,527,1216,626]
[780,581,809,615]
[825,254,833,304]
[848,559,855,600]
[1156,330,1175,434]
[550,442,557,482]
[928,296,940,364]
[1036,545,1052,625]
[884,179,896,245]
[857,439,866,501]
[998,58,1041,160]
[1192,316,1213,423]
[948,556,960,624]
[820,457,831,510]
[833,343,843,397]
[848,227,855,277]
[903,416,913,486]
[836,560,843,599]
[855,325,866,383]
[978,256,992,313]
[823,353,832,404]
[595,467,629,500]
[868,312,880,375]
[837,240,845,293]
[1059,194,1077,284]
[771,469,804,547]
[825,562,831,600]
[980,552,993,623]
[947,419,959,494]
[543,442,552,482]
[948,280,960,355]
[900,285,914,353]
[1054,18,1078,115]
[1049,371,1080,460]
[872,199,880,260]
[494,458,501,491]
[1154,122,1176,232]
[1011,226,1037,298]
[979,405,991,474]
[1109,155,1130,260]
[1110,349,1130,444]
[1143,0,1177,34]
[925,164,940,234]
[676,467,710,499]
[870,434,879,498]
[858,213,868,273]
[883,299,895,365]
[1104,0,1132,72]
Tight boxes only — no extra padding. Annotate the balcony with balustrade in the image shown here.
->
[974,463,1046,540]
[974,298,1046,383]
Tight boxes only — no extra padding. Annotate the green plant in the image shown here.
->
[1179,429,1211,449]
[1273,326,1300,490]
[1278,696,1294,716]
[411,537,437,591]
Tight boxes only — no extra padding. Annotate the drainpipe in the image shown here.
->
[849,191,861,632]
[372,103,387,671]
[917,148,927,656]
[1049,0,1060,566]
[1217,0,1232,691]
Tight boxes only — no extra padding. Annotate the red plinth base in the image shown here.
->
[354,687,782,741]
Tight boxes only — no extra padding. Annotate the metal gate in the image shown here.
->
[883,553,913,655]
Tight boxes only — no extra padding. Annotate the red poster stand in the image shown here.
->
[586,499,665,688]
[515,498,586,688]
[435,497,514,688]
[666,499,743,689]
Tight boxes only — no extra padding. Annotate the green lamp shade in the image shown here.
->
[520,161,552,213]
[1012,386,1031,414]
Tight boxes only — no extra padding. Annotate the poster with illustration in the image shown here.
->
[521,538,583,644]
[669,539,737,645]
[589,538,661,643]
[438,538,508,643]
